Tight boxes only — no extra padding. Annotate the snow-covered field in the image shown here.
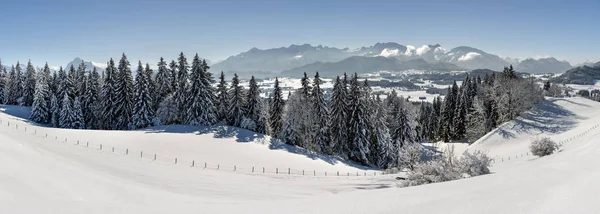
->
[2,97,600,213]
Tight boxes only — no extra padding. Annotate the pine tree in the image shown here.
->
[30,63,51,124]
[76,61,87,97]
[114,54,134,130]
[55,66,67,106]
[175,52,189,122]
[59,93,73,128]
[329,76,349,157]
[50,94,60,127]
[227,73,245,127]
[132,61,155,129]
[100,59,117,130]
[282,91,303,146]
[269,77,284,138]
[7,63,24,105]
[311,72,329,153]
[454,77,470,140]
[169,59,178,92]
[216,71,229,122]
[441,82,459,142]
[5,65,15,104]
[83,67,101,129]
[372,95,393,168]
[154,57,171,107]
[392,104,415,148]
[72,98,85,129]
[347,74,371,165]
[22,61,36,106]
[242,76,263,132]
[0,60,6,104]
[186,54,217,126]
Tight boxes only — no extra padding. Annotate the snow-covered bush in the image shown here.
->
[402,150,491,187]
[457,150,491,177]
[402,158,461,187]
[530,137,558,157]
[398,143,423,170]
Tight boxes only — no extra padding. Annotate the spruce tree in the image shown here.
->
[55,66,67,106]
[216,71,229,122]
[392,104,414,148]
[175,52,189,122]
[227,73,245,127]
[311,72,329,153]
[22,60,36,106]
[372,95,393,168]
[83,67,101,129]
[169,59,178,92]
[269,77,284,138]
[347,74,371,165]
[30,64,51,124]
[76,61,87,97]
[50,94,60,127]
[154,57,171,107]
[186,54,217,126]
[329,76,349,157]
[59,93,73,128]
[100,59,117,130]
[454,78,469,139]
[132,61,155,129]
[0,62,6,104]
[243,76,262,132]
[114,54,134,130]
[15,62,24,105]
[72,98,85,129]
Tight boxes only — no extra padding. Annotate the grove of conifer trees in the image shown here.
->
[0,55,544,168]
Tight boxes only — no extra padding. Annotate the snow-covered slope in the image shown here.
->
[2,97,600,213]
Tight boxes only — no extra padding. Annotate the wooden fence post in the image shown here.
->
[126,149,129,155]
[175,158,177,164]
[191,160,195,167]
[154,154,156,161]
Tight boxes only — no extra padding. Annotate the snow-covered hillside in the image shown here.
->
[2,97,600,213]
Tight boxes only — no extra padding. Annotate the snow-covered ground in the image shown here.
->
[2,97,600,213]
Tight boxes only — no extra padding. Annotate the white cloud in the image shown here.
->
[50,66,60,71]
[379,48,400,57]
[404,45,416,56]
[293,55,303,59]
[458,52,482,61]
[532,55,552,60]
[416,45,432,55]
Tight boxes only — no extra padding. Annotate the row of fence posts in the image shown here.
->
[1,117,382,177]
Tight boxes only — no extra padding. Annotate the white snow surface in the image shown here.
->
[458,52,482,61]
[2,97,600,213]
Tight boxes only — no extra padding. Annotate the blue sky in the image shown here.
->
[0,0,598,68]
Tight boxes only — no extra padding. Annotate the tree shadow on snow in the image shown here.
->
[494,100,580,139]
[143,124,373,169]
[0,105,33,123]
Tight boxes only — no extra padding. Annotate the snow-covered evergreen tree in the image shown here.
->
[114,54,134,130]
[50,94,60,127]
[22,61,36,106]
[392,103,415,148]
[154,57,172,107]
[7,63,23,105]
[372,95,394,168]
[216,71,229,122]
[347,74,371,165]
[311,72,330,153]
[0,61,6,104]
[329,75,349,157]
[76,61,87,97]
[269,77,284,138]
[227,73,245,127]
[30,63,51,124]
[175,52,189,122]
[185,54,217,126]
[131,61,155,129]
[72,98,85,129]
[83,67,101,129]
[243,76,263,132]
[466,96,486,143]
[282,91,303,146]
[59,93,73,128]
[454,77,469,140]
[169,59,178,93]
[100,59,117,130]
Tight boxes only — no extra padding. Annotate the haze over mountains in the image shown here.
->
[2,42,592,78]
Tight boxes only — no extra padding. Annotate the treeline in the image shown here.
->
[0,56,543,168]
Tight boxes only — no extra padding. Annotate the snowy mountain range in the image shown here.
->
[211,42,578,76]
